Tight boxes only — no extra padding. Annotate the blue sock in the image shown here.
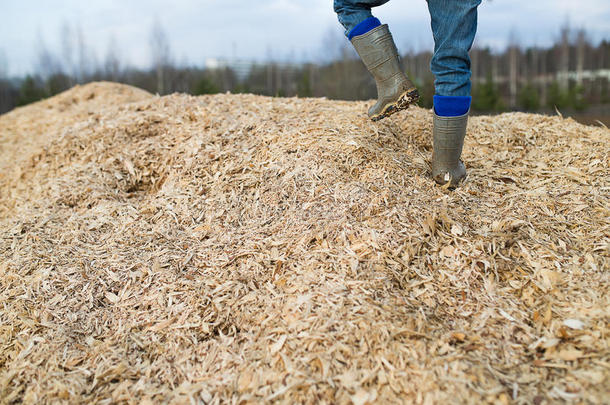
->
[348,17,381,40]
[433,95,471,117]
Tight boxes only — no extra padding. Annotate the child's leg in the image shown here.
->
[334,0,419,121]
[427,0,481,98]
[427,0,481,187]
[334,0,390,37]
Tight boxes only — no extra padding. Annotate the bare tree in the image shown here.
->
[266,47,274,95]
[471,45,479,83]
[558,22,570,90]
[508,31,519,108]
[319,26,352,64]
[576,29,587,86]
[60,21,75,82]
[35,29,61,80]
[149,19,172,94]
[0,49,11,114]
[104,35,122,81]
[76,24,96,82]
[0,49,7,79]
[540,46,547,106]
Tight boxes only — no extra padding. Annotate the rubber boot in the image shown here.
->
[351,24,419,121]
[431,112,468,188]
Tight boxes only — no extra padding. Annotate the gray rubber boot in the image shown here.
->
[431,112,468,188]
[351,24,419,121]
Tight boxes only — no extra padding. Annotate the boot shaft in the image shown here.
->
[351,24,405,84]
[432,112,469,187]
[432,112,468,162]
[351,24,418,120]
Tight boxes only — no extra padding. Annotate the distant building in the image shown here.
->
[204,58,302,81]
[204,58,255,81]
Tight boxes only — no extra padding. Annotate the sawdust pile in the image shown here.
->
[1,82,608,404]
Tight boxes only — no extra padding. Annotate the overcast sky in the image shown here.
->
[1,0,609,76]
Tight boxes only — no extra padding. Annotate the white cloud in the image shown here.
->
[0,0,608,75]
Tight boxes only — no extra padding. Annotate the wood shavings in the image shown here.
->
[0,82,608,403]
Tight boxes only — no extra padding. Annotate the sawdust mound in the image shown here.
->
[1,82,608,403]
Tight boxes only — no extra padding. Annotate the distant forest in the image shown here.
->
[1,23,608,124]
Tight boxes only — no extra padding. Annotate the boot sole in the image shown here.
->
[370,89,420,122]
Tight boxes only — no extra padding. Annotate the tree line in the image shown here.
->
[0,22,608,117]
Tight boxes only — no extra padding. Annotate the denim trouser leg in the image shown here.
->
[427,0,481,97]
[334,0,481,96]
[334,0,390,36]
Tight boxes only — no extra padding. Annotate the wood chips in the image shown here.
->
[0,82,608,404]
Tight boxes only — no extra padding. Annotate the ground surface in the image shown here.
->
[0,82,608,404]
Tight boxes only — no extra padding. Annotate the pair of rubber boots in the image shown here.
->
[351,24,467,188]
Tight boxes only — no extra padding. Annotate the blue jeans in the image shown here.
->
[334,0,481,97]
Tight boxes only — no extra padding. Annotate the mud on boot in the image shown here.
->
[351,24,419,122]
